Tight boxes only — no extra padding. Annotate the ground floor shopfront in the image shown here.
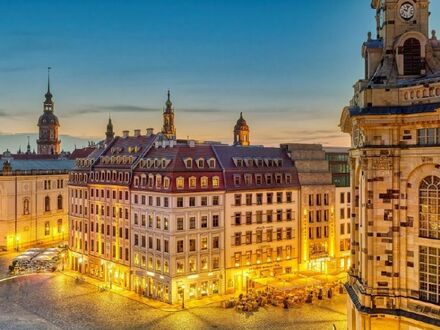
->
[225,259,299,294]
[70,253,131,289]
[131,268,224,304]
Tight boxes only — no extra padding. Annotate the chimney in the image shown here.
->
[188,140,195,148]
[146,128,154,137]
[122,130,129,138]
[134,129,141,137]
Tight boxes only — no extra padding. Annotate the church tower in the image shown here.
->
[105,116,115,144]
[341,1,440,329]
[37,68,61,155]
[161,90,176,140]
[233,112,250,146]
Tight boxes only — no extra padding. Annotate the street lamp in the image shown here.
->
[15,235,20,252]
[181,285,185,309]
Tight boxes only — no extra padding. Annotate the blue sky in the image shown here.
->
[1,0,440,150]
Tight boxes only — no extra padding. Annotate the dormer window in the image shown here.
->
[201,176,208,188]
[236,159,243,167]
[185,158,193,168]
[154,159,160,168]
[189,177,197,189]
[244,174,252,185]
[141,175,147,186]
[163,177,170,189]
[124,172,129,182]
[176,177,184,189]
[256,174,262,185]
[266,174,273,184]
[233,175,241,186]
[156,175,162,189]
[148,175,154,188]
[285,174,292,184]
[212,176,220,188]
[275,174,282,184]
[197,158,204,168]
[208,158,216,168]
[134,177,139,187]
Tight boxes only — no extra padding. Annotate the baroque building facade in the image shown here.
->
[68,96,351,304]
[341,0,440,329]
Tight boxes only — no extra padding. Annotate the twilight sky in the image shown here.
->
[2,0,440,150]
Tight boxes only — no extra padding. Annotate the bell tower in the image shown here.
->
[233,112,250,146]
[105,116,115,144]
[37,67,61,155]
[365,0,437,83]
[161,90,176,140]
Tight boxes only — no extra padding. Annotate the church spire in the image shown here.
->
[26,136,31,154]
[44,67,54,111]
[162,90,176,140]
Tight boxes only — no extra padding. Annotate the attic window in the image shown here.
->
[208,159,216,168]
[256,174,262,185]
[189,177,197,188]
[197,159,204,168]
[233,175,241,186]
[176,177,184,189]
[185,159,193,168]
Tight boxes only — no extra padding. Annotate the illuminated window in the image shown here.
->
[201,176,208,188]
[419,246,440,304]
[212,176,220,188]
[189,177,197,189]
[419,176,440,239]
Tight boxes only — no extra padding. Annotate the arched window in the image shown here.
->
[419,176,440,239]
[23,198,30,215]
[403,38,422,75]
[44,196,51,212]
[57,195,63,210]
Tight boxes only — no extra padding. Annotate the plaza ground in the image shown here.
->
[0,272,347,330]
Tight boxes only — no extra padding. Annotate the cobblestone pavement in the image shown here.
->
[0,273,347,330]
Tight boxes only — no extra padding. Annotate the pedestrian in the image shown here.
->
[283,297,289,309]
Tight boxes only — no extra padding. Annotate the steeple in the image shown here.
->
[37,67,61,155]
[233,112,250,146]
[26,136,31,154]
[162,90,176,140]
[44,67,54,111]
[105,115,115,143]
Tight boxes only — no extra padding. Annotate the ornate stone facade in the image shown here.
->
[341,1,440,329]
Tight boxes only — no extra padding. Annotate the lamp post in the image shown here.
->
[15,235,20,252]
[181,285,185,309]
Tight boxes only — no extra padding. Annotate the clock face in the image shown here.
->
[400,2,415,21]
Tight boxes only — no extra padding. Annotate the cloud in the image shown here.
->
[64,105,159,117]
[65,104,227,117]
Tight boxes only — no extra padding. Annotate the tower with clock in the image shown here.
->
[37,68,61,155]
[340,1,440,329]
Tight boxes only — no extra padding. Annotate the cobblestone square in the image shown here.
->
[0,273,347,330]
